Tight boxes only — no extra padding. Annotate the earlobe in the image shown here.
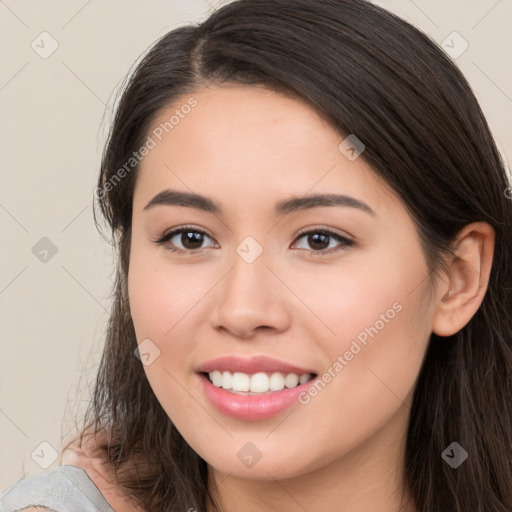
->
[432,222,495,337]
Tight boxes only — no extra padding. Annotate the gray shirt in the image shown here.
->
[0,465,114,512]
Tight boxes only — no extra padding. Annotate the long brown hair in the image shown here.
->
[67,0,512,510]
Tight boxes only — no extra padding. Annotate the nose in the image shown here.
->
[210,246,291,340]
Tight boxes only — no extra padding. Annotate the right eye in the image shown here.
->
[152,225,218,254]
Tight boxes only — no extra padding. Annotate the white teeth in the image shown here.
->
[299,374,310,385]
[284,373,299,388]
[250,372,269,393]
[221,371,232,390]
[211,370,222,387]
[232,372,250,392]
[269,372,285,391]
[207,370,313,393]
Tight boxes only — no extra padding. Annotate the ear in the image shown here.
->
[432,222,495,337]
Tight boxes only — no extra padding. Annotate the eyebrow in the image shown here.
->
[143,189,376,216]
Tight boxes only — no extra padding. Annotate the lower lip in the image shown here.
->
[198,373,317,421]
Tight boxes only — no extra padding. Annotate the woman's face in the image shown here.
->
[128,84,437,480]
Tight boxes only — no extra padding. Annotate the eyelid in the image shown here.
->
[294,225,353,241]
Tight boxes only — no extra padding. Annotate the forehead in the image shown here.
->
[133,85,397,218]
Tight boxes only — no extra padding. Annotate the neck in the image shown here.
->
[206,401,418,512]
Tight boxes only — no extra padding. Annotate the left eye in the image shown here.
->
[152,226,353,255]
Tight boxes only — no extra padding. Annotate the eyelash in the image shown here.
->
[152,225,354,256]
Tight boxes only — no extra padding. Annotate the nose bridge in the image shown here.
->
[226,235,273,303]
[211,234,290,336]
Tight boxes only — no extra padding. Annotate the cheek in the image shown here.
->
[278,240,425,348]
[307,245,432,430]
[299,230,431,387]
[127,244,215,422]
[284,282,432,472]
[128,260,198,427]
[127,242,213,340]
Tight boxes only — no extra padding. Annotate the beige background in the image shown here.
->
[1,0,511,493]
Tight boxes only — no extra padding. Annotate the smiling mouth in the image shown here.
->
[202,370,317,394]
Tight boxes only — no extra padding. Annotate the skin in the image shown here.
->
[118,84,494,512]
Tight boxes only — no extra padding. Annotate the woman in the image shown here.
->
[2,0,511,510]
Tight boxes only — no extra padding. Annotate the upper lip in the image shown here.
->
[196,355,317,375]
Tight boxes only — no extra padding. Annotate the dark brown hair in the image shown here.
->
[68,0,512,510]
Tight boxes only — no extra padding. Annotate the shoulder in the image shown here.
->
[11,509,55,512]
[0,464,114,512]
[13,508,54,512]
[9,509,57,512]
[60,430,147,511]
[1,430,146,512]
